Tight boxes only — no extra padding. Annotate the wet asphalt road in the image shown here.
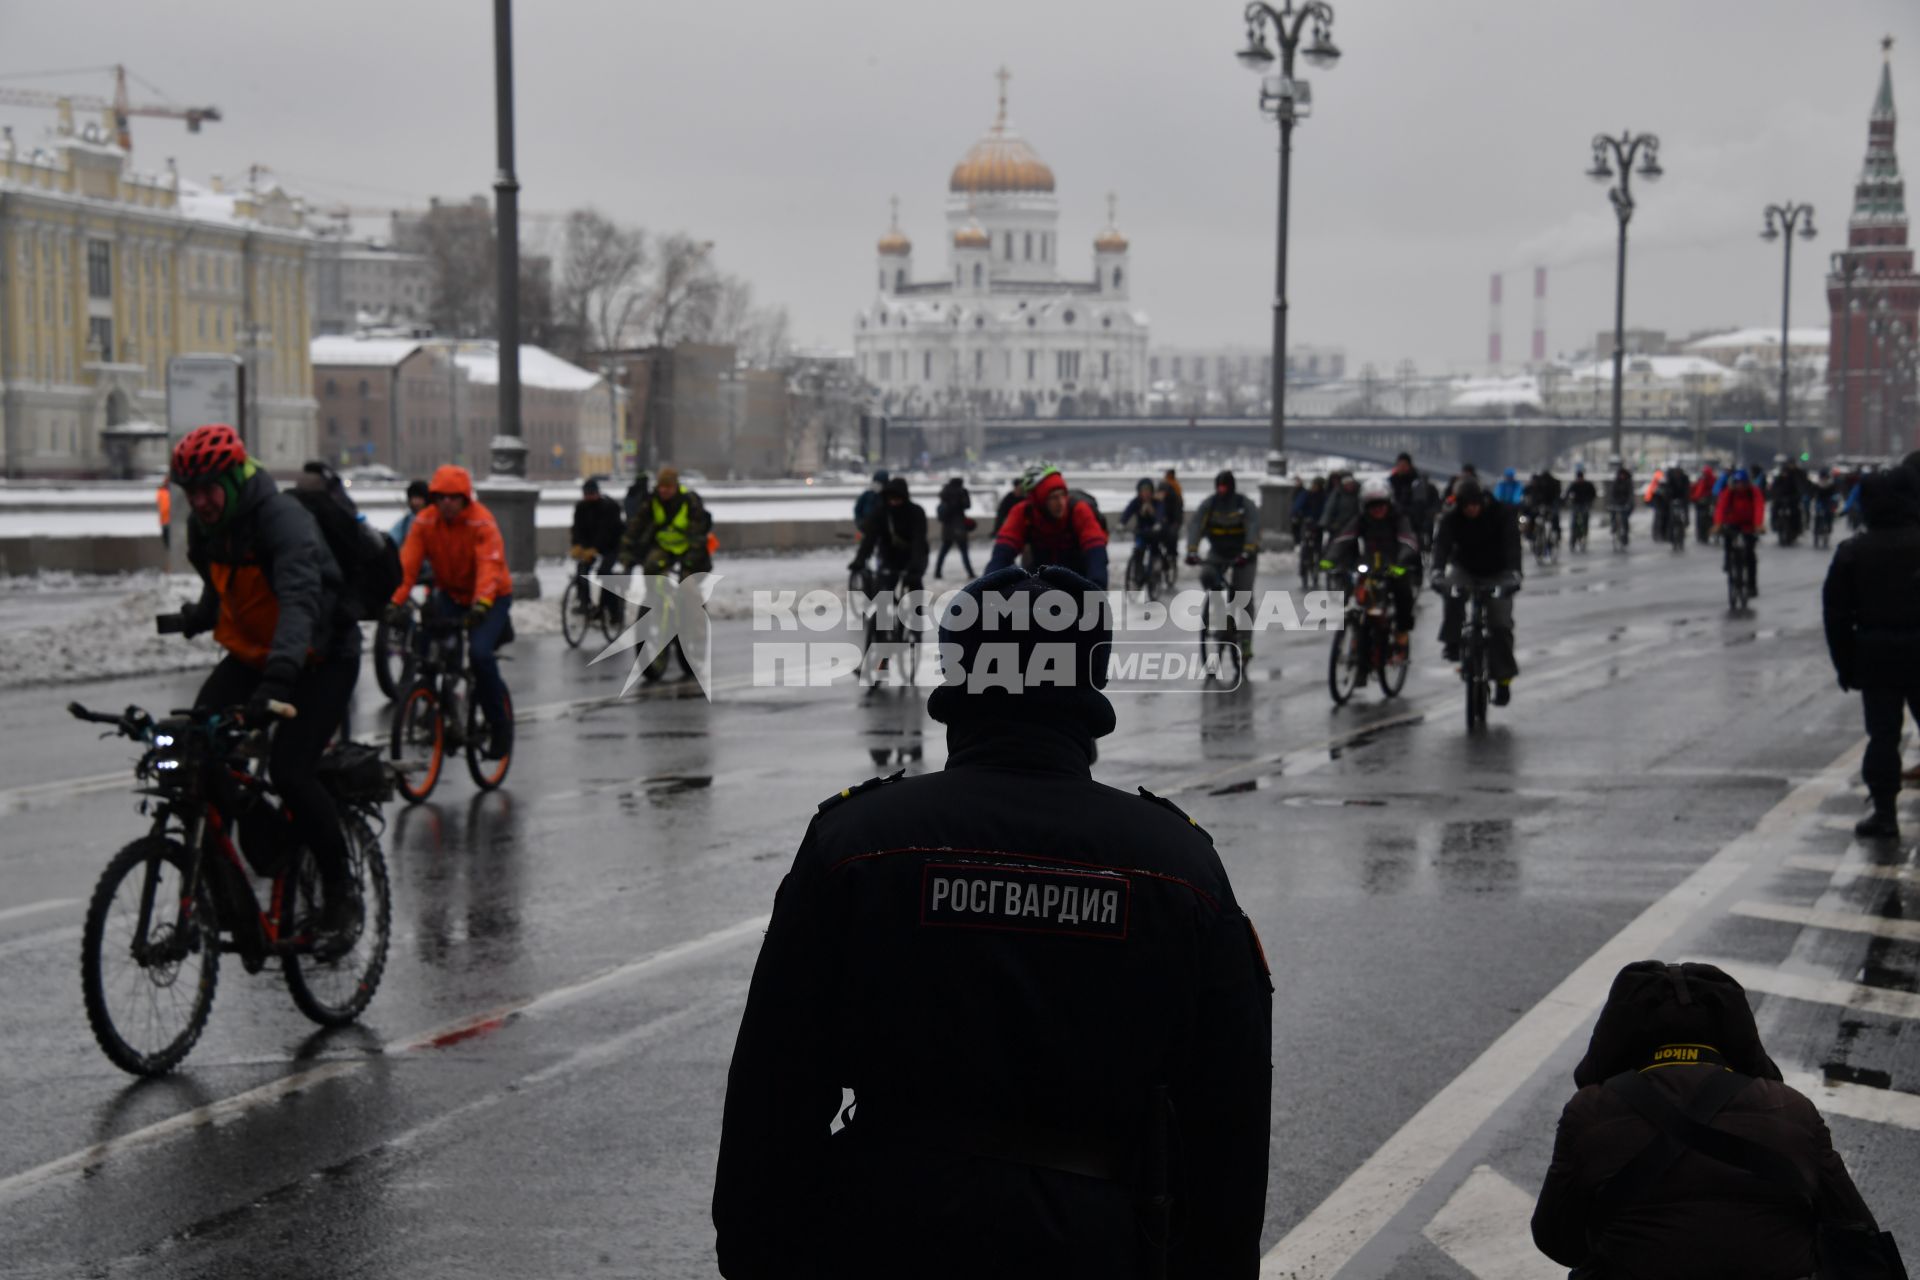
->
[1,527,1916,1280]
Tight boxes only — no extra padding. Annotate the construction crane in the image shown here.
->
[0,64,219,152]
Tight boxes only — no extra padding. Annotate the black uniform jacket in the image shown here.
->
[1823,520,1920,688]
[713,721,1273,1280]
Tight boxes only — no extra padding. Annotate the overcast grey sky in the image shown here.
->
[3,0,1916,371]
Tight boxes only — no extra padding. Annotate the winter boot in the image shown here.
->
[1855,794,1900,840]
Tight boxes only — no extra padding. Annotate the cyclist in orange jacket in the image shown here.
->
[390,465,513,757]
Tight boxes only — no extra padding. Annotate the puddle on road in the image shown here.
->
[643,774,713,793]
[1435,818,1520,893]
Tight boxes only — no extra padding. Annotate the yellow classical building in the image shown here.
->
[0,106,317,477]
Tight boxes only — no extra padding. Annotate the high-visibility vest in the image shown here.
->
[653,490,692,555]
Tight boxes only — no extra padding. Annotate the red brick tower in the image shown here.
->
[1829,38,1920,456]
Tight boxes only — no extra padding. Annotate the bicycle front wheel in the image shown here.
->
[560,577,590,649]
[372,612,414,699]
[1328,625,1360,706]
[284,817,392,1027]
[466,687,513,790]
[81,836,219,1077]
[390,682,444,803]
[1377,630,1408,698]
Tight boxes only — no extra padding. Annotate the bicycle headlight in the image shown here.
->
[137,743,188,780]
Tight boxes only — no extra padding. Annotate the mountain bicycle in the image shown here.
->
[67,699,392,1076]
[1608,505,1631,553]
[1328,562,1408,706]
[1124,537,1174,603]
[1811,502,1835,549]
[852,563,923,686]
[1668,499,1689,551]
[1297,525,1325,592]
[390,616,514,802]
[1449,578,1517,733]
[1721,529,1758,613]
[372,589,420,700]
[561,561,625,650]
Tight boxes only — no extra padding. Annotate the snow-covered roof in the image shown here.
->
[1683,327,1829,351]
[1451,385,1542,408]
[311,336,424,368]
[449,342,603,392]
[1567,355,1729,382]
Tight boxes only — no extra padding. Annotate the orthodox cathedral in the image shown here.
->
[853,70,1149,419]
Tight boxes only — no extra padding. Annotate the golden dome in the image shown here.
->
[878,195,911,256]
[1094,192,1128,253]
[953,221,991,250]
[949,67,1055,195]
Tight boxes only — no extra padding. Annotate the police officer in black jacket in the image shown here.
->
[1823,471,1920,838]
[714,566,1273,1280]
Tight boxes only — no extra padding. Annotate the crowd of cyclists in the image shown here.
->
[155,428,1898,831]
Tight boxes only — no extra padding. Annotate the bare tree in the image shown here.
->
[642,234,723,347]
[555,208,647,359]
[1395,358,1419,417]
[418,201,496,338]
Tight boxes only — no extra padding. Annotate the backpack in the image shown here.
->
[291,462,403,622]
[1069,488,1109,535]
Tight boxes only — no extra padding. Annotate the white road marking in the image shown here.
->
[1686,957,1920,1022]
[0,898,78,925]
[1421,1164,1558,1280]
[1784,852,1917,883]
[0,912,771,1204]
[0,770,130,817]
[0,1062,361,1206]
[1728,900,1920,943]
[1258,739,1863,1280]
[1782,1071,1920,1132]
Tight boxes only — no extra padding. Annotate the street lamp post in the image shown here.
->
[1587,131,1663,462]
[1761,203,1816,461]
[1236,0,1341,482]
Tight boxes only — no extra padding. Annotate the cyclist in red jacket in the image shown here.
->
[1713,469,1766,597]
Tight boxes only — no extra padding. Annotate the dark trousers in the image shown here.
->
[935,524,974,578]
[1720,531,1758,591]
[197,654,358,893]
[1438,572,1518,680]
[576,550,623,624]
[1861,684,1920,801]
[426,592,512,734]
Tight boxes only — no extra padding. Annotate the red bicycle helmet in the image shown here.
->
[171,424,247,485]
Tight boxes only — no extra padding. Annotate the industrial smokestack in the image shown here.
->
[1488,272,1503,369]
[1531,266,1547,365]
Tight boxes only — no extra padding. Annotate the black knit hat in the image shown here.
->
[1573,961,1782,1087]
[925,566,1116,737]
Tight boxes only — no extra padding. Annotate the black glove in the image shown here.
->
[383,601,409,625]
[465,600,492,629]
[247,671,295,721]
[848,558,864,572]
[1184,553,1201,566]
[1232,554,1250,568]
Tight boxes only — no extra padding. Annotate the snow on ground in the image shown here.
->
[0,548,863,690]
